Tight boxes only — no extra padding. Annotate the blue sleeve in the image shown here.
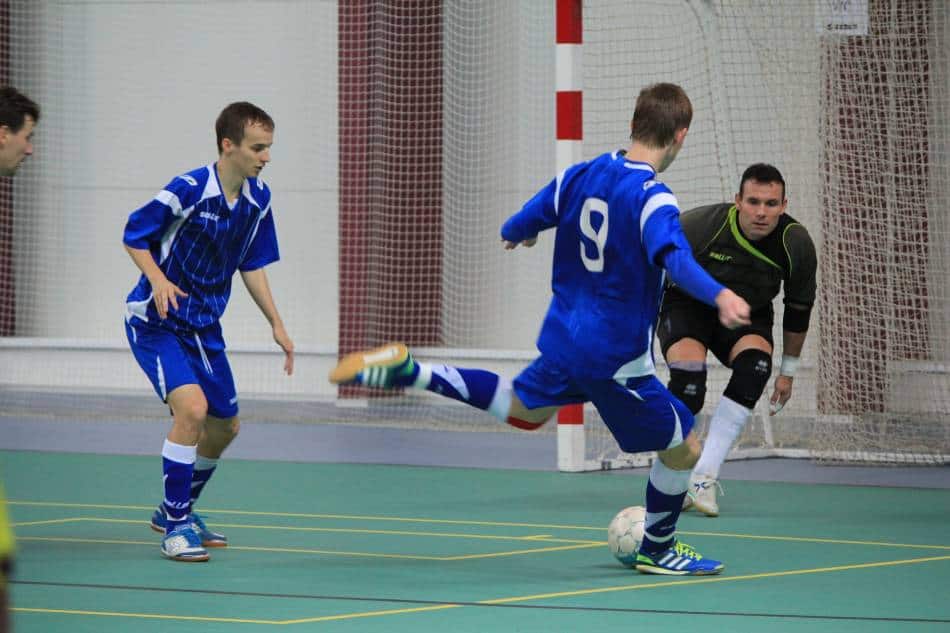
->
[123,198,176,250]
[662,247,724,307]
[239,209,280,271]
[641,200,723,307]
[122,176,195,249]
[500,177,559,243]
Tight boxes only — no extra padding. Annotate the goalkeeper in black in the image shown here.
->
[657,163,817,517]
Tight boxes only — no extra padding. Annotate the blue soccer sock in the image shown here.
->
[411,363,512,422]
[640,458,692,555]
[161,439,196,531]
[190,454,218,506]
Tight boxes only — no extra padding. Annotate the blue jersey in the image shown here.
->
[501,151,698,380]
[123,164,279,350]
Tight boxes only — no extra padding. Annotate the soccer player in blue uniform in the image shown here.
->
[0,84,40,631]
[123,102,294,562]
[330,83,750,576]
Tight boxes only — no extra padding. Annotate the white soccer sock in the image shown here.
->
[486,378,512,422]
[694,395,751,479]
[412,362,433,390]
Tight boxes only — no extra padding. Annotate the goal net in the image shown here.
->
[2,1,948,468]
[578,0,950,467]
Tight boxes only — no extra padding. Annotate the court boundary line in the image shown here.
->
[11,500,950,552]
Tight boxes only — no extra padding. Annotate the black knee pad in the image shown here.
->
[668,366,707,415]
[724,349,772,409]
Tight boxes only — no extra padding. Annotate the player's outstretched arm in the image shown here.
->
[500,176,560,250]
[240,268,294,375]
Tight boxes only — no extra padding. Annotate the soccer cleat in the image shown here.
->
[161,523,210,562]
[635,540,724,576]
[328,343,416,388]
[151,506,228,547]
[686,473,722,517]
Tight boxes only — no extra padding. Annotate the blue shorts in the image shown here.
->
[513,355,694,453]
[125,318,239,419]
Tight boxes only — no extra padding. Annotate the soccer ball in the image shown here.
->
[607,505,646,567]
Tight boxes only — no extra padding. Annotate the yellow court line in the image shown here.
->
[16,536,446,561]
[15,554,950,626]
[8,500,602,531]
[37,517,596,544]
[682,529,950,551]
[441,542,602,560]
[20,536,158,547]
[12,607,276,625]
[280,604,461,625]
[477,553,950,604]
[10,500,949,551]
[15,535,599,561]
[11,518,85,527]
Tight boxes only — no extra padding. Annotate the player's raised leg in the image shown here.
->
[329,343,557,429]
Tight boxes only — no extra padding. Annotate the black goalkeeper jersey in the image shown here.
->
[666,203,817,312]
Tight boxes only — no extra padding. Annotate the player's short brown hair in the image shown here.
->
[215,101,274,153]
[630,83,692,148]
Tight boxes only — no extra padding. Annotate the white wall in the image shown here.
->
[11,0,339,349]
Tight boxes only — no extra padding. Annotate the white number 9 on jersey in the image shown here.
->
[580,197,609,272]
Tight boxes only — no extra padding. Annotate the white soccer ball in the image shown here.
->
[607,505,646,567]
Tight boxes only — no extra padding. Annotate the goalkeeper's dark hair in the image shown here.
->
[0,86,40,133]
[739,163,786,199]
[629,83,692,148]
[215,101,275,153]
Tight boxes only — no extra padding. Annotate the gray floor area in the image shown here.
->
[3,385,950,487]
[2,413,950,489]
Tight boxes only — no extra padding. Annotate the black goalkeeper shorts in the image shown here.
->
[657,290,774,367]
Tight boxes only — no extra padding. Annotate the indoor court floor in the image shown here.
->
[3,436,950,632]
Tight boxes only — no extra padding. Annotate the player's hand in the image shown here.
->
[273,322,294,375]
[769,374,793,415]
[714,288,750,329]
[502,236,538,250]
[151,277,188,320]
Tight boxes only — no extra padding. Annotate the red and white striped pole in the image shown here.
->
[555,0,586,472]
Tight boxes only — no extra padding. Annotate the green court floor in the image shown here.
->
[3,450,950,632]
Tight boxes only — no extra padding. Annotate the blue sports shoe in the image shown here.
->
[160,523,209,562]
[151,505,228,547]
[635,540,724,576]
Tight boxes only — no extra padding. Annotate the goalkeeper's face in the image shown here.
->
[735,179,786,241]
[227,122,273,179]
